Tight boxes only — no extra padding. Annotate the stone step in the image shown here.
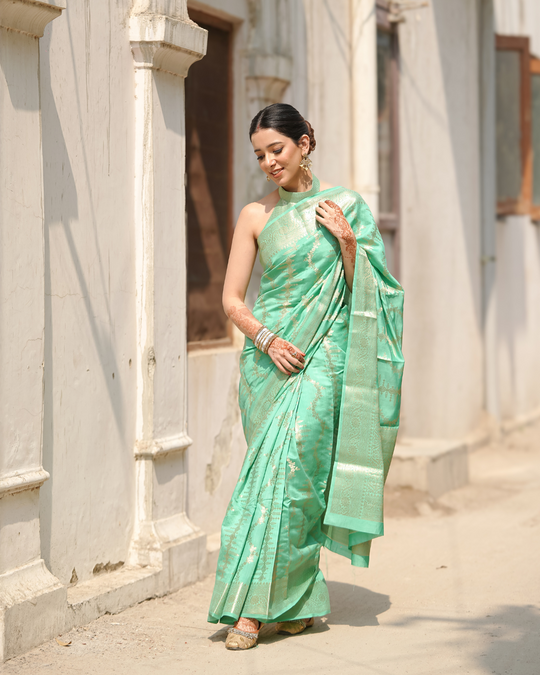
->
[387,438,469,499]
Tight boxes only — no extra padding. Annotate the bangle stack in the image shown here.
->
[254,326,277,354]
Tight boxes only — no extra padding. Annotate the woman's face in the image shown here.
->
[251,128,310,187]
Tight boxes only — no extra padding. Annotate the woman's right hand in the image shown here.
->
[267,338,305,375]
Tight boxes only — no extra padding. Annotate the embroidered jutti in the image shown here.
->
[208,177,404,625]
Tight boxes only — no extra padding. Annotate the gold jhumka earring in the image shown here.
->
[300,154,312,171]
[267,175,271,181]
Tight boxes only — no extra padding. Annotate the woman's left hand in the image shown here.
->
[315,200,354,244]
[316,199,357,291]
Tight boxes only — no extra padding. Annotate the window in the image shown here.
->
[495,35,531,215]
[185,11,233,346]
[377,2,400,278]
[531,57,540,220]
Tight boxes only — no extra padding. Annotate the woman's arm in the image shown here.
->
[222,204,262,342]
[315,200,357,291]
[223,205,305,375]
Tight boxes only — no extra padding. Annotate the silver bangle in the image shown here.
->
[261,332,274,353]
[254,326,277,354]
[263,332,277,353]
[254,327,269,350]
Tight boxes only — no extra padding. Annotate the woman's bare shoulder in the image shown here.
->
[239,190,281,238]
[319,180,334,191]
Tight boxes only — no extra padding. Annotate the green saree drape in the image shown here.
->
[208,176,404,625]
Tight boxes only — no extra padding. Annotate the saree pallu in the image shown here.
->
[208,178,404,625]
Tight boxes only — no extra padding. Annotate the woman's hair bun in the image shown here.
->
[303,119,316,153]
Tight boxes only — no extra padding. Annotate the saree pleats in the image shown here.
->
[208,180,404,625]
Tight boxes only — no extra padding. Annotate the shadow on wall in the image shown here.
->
[39,22,127,574]
[431,0,483,334]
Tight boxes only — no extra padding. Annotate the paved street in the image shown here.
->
[4,422,540,675]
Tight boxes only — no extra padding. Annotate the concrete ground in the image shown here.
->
[4,422,540,675]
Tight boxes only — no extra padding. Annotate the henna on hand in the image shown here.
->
[268,337,305,375]
[315,200,356,260]
[227,304,262,341]
[315,199,357,290]
[326,201,355,253]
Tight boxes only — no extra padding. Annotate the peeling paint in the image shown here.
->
[92,561,124,576]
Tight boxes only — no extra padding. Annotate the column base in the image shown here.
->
[129,512,208,593]
[0,559,65,662]
[1,530,207,662]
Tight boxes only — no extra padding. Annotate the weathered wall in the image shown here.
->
[493,0,540,421]
[39,0,137,585]
[398,0,484,439]
[186,349,246,535]
[494,0,540,54]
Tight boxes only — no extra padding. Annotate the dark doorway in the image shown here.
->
[185,11,233,345]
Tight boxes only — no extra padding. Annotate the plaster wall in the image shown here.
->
[492,1,540,421]
[0,23,48,582]
[186,349,246,535]
[496,217,540,419]
[39,0,137,585]
[494,0,540,55]
[0,29,44,482]
[398,0,483,439]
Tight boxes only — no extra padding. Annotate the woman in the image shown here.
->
[207,104,404,650]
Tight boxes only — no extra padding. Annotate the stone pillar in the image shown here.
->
[243,1,292,307]
[128,2,208,590]
[350,0,379,218]
[0,0,65,661]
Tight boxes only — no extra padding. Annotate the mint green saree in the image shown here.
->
[208,177,404,625]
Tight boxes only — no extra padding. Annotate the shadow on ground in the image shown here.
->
[390,603,540,675]
[207,581,391,646]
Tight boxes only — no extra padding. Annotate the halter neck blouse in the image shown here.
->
[278,175,320,203]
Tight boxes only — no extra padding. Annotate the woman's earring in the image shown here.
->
[300,154,312,171]
[267,175,271,182]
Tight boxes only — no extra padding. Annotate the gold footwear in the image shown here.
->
[276,617,314,635]
[225,620,261,650]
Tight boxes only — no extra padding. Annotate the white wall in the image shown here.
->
[496,217,540,419]
[186,350,246,534]
[493,0,540,421]
[398,0,484,439]
[39,0,137,585]
[494,0,540,55]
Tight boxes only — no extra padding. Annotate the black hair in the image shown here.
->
[249,103,316,153]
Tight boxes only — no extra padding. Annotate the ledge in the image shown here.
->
[134,432,193,459]
[501,405,540,435]
[130,12,207,77]
[0,0,64,38]
[0,467,50,498]
[387,438,469,499]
